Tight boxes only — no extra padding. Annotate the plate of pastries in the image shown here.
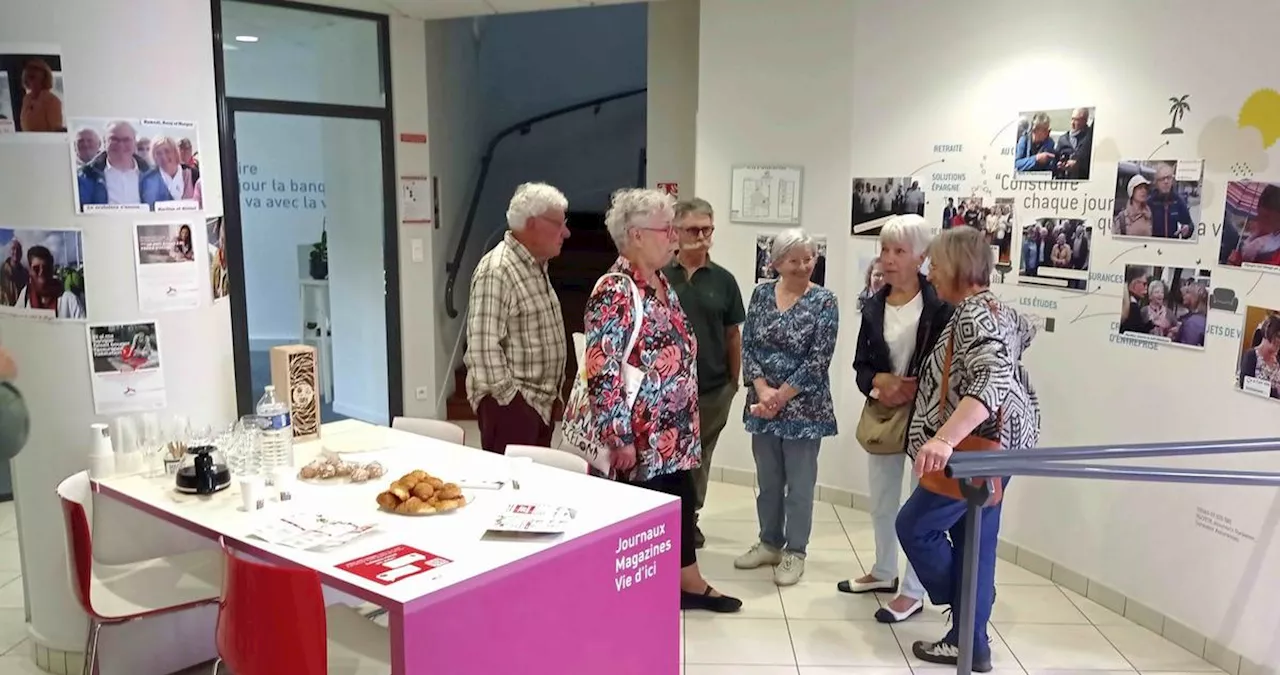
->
[376,469,468,516]
[298,456,386,484]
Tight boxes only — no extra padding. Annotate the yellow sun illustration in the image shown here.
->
[1238,88,1280,148]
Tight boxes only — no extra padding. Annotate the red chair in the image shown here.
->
[214,539,390,674]
[57,471,222,675]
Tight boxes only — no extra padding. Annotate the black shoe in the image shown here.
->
[836,577,898,594]
[681,586,742,613]
[911,639,992,673]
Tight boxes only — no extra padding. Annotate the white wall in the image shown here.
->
[696,0,1280,667]
[422,16,484,416]
[645,0,699,196]
[0,0,236,671]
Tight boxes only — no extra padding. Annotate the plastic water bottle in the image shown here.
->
[255,386,293,471]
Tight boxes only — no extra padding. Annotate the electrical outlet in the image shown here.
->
[414,386,429,401]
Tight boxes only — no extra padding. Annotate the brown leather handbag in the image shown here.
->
[918,324,1004,502]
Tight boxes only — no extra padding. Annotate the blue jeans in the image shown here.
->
[752,434,821,555]
[895,480,1008,654]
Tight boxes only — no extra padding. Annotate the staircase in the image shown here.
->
[445,212,618,421]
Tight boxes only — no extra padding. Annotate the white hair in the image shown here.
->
[769,228,817,266]
[879,214,933,258]
[506,182,568,231]
[604,188,676,250]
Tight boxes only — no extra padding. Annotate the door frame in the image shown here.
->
[210,0,403,420]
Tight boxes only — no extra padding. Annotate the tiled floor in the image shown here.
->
[0,435,1230,674]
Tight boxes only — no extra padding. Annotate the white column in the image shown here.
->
[0,1,235,673]
[646,0,701,197]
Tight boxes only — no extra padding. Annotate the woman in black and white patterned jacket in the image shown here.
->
[895,226,1040,673]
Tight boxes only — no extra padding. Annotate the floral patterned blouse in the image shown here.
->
[742,281,840,439]
[583,256,702,482]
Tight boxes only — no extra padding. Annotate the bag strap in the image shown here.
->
[591,272,646,365]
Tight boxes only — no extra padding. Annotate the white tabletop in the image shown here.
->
[94,420,677,607]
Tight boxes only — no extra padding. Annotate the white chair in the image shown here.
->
[57,472,223,675]
[392,416,466,445]
[507,444,589,473]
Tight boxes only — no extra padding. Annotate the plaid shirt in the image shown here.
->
[463,232,567,424]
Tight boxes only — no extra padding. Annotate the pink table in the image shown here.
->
[94,421,681,674]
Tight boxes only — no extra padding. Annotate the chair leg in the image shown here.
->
[82,619,102,675]
[210,657,222,675]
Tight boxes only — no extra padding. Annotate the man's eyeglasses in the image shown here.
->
[681,226,715,238]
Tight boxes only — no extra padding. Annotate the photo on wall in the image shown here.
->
[0,226,86,320]
[987,198,1014,266]
[940,196,985,230]
[1117,264,1212,349]
[133,222,201,313]
[1012,107,1095,181]
[1111,159,1204,241]
[1219,181,1280,272]
[754,233,828,287]
[1016,218,1091,291]
[68,117,202,214]
[1235,305,1280,401]
[206,216,229,302]
[850,177,925,236]
[0,47,67,136]
[85,321,166,414]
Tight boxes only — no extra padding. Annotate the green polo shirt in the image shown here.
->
[665,258,746,394]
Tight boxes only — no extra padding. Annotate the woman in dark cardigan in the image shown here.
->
[842,214,951,623]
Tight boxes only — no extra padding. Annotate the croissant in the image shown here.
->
[411,482,435,500]
[389,482,411,501]
[436,483,462,501]
[400,474,421,489]
[433,498,462,512]
[396,497,434,515]
[376,491,399,510]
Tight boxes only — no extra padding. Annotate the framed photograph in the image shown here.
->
[940,197,985,231]
[1218,181,1280,273]
[0,46,67,136]
[1012,107,1096,181]
[730,165,802,225]
[1235,305,1280,401]
[1017,218,1092,291]
[1111,159,1204,241]
[69,117,203,215]
[0,226,86,320]
[1117,264,1212,349]
[850,177,924,236]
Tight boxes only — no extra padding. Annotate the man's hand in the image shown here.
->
[1036,151,1055,164]
[0,348,15,382]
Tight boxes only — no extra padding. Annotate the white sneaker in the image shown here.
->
[734,543,782,569]
[773,552,805,586]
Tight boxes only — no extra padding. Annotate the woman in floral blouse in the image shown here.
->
[582,188,743,614]
[734,228,839,586]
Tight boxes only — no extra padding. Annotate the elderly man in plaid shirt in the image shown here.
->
[463,183,571,454]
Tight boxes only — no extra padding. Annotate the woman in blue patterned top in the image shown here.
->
[734,228,839,586]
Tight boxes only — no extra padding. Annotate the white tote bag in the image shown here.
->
[560,273,645,474]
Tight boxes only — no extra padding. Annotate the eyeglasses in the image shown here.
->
[635,225,675,236]
[681,226,715,238]
[535,214,568,228]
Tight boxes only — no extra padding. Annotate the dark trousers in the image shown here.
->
[631,470,697,568]
[896,479,1008,655]
[476,394,552,455]
[693,383,736,521]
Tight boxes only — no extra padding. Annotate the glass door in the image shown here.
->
[214,0,401,424]
[233,111,390,424]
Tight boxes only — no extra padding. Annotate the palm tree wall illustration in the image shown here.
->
[1163,95,1191,134]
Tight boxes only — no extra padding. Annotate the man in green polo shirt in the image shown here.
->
[666,198,746,548]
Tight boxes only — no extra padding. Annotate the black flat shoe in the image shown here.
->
[681,586,743,613]
[837,577,898,595]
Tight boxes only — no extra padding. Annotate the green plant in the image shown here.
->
[310,229,327,263]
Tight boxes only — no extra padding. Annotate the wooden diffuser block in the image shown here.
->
[269,344,320,442]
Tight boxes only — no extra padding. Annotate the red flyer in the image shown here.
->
[337,545,452,586]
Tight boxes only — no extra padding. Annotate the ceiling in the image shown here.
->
[282,0,660,20]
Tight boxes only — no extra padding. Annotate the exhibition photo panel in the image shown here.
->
[1236,305,1280,401]
[754,233,828,287]
[0,46,67,135]
[207,216,229,303]
[1118,264,1212,349]
[1017,217,1092,290]
[1111,159,1205,241]
[1219,181,1280,272]
[85,321,166,414]
[1013,106,1095,181]
[0,226,86,320]
[69,117,202,214]
[133,222,201,312]
[941,196,985,230]
[850,176,925,236]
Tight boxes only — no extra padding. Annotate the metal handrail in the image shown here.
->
[940,438,1280,674]
[442,87,648,319]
